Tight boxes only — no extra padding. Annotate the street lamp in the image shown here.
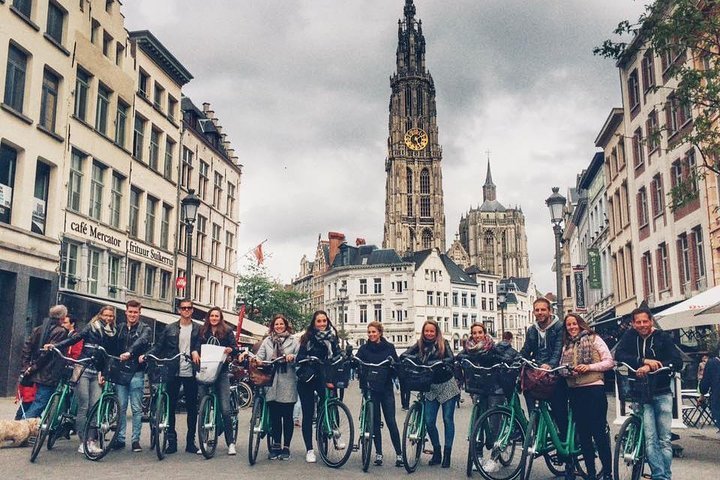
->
[545,187,567,317]
[338,284,347,347]
[498,291,507,339]
[181,189,201,302]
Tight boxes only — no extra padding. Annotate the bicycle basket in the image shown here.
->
[462,363,498,396]
[324,357,351,388]
[397,360,433,393]
[148,362,172,384]
[61,363,84,385]
[105,357,135,386]
[358,364,391,391]
[520,366,558,400]
[248,362,275,387]
[615,366,654,404]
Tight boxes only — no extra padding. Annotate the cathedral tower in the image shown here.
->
[383,0,446,255]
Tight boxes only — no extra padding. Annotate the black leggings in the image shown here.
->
[268,401,294,448]
[297,378,326,451]
[568,385,612,475]
[371,388,402,456]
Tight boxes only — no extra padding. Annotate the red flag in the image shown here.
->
[235,304,246,345]
[253,243,264,265]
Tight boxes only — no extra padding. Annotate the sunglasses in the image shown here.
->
[179,306,193,311]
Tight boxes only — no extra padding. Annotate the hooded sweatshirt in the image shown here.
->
[520,315,563,368]
[614,328,682,396]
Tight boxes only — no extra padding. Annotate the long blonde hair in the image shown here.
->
[416,319,445,358]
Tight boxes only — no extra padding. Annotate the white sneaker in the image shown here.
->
[228,443,236,455]
[306,450,317,463]
[483,458,500,473]
[78,443,85,454]
[337,440,346,450]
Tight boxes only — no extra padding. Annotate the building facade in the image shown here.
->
[498,277,537,351]
[383,0,446,255]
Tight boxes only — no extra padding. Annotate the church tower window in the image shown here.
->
[422,229,432,249]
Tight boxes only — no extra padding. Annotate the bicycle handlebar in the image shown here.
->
[353,356,394,368]
[460,358,513,371]
[48,346,95,366]
[519,357,572,373]
[245,352,288,366]
[145,352,186,363]
[399,356,446,369]
[614,361,674,375]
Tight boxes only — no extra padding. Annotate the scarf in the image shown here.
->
[270,331,290,359]
[420,339,438,363]
[561,331,596,367]
[91,319,117,338]
[313,329,336,356]
[465,335,495,353]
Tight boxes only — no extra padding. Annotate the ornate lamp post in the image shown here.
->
[545,187,567,317]
[180,189,201,301]
[498,291,507,339]
[338,284,347,347]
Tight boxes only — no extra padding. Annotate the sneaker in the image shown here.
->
[166,443,177,454]
[374,453,383,465]
[294,419,301,427]
[86,441,102,455]
[185,443,198,454]
[395,454,403,467]
[228,443,236,456]
[337,440,346,450]
[132,441,142,452]
[111,440,126,450]
[78,443,85,454]
[268,448,280,460]
[306,450,316,463]
[280,447,291,460]
[483,458,500,473]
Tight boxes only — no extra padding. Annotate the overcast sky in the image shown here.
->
[122,0,646,293]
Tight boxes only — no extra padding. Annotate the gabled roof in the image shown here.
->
[403,249,433,271]
[332,244,407,268]
[479,199,506,212]
[129,30,193,86]
[440,254,476,286]
[500,276,531,294]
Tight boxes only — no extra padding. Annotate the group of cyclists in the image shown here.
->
[18,295,682,480]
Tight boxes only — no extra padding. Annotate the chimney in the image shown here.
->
[328,231,346,266]
[356,238,366,246]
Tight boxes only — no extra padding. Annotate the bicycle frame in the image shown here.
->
[621,408,645,464]
[527,400,579,458]
[407,392,427,442]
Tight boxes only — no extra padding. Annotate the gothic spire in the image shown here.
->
[483,160,497,202]
[396,0,426,75]
[404,0,416,23]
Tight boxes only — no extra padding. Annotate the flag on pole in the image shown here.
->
[253,243,264,265]
[235,303,246,346]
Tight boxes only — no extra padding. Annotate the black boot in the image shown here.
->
[429,445,442,466]
[441,447,452,468]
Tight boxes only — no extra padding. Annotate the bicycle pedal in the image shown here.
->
[352,445,359,452]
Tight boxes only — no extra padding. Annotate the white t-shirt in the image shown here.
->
[178,323,193,378]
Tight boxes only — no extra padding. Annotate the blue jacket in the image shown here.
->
[700,356,720,407]
[520,317,564,368]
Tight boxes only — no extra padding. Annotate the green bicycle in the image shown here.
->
[145,352,184,461]
[297,355,355,468]
[354,356,394,472]
[613,362,673,480]
[29,347,93,463]
[518,360,603,480]
[247,354,286,465]
[197,371,239,459]
[396,357,445,474]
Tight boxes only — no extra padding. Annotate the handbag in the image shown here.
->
[521,366,558,400]
[248,361,274,387]
[196,340,228,385]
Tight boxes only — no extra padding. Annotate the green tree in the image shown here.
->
[236,263,309,332]
[595,0,720,210]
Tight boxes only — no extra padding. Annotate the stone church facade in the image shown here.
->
[383,0,446,255]
[458,162,530,278]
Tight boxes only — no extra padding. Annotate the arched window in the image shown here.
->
[422,229,433,249]
[485,231,494,246]
[419,168,430,194]
[406,167,413,194]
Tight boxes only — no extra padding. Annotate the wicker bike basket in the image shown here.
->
[520,365,558,401]
[615,366,657,404]
[397,360,433,393]
[248,362,276,387]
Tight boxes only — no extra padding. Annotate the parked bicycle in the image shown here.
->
[613,362,674,480]
[297,355,355,468]
[29,347,93,463]
[354,356,394,472]
[518,359,602,480]
[396,356,446,473]
[230,362,253,409]
[145,352,184,460]
[246,353,286,465]
[197,370,239,459]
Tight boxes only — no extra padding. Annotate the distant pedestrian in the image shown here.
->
[699,351,720,433]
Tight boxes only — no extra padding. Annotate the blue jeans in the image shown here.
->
[24,384,55,418]
[116,372,145,443]
[424,396,457,449]
[642,393,673,480]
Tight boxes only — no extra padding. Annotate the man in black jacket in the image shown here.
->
[20,305,69,418]
[615,307,682,480]
[114,299,151,452]
[144,298,200,454]
[699,350,720,432]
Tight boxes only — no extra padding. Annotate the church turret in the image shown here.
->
[483,160,497,202]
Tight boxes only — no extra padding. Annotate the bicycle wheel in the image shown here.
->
[155,393,170,461]
[471,408,525,480]
[614,415,645,480]
[238,381,253,409]
[361,400,374,472]
[248,397,263,465]
[198,394,218,459]
[401,402,424,473]
[519,411,538,480]
[229,387,239,443]
[316,399,354,468]
[47,396,69,451]
[83,395,120,461]
[149,394,158,451]
[30,393,60,462]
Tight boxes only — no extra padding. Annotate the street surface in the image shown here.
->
[1,385,718,479]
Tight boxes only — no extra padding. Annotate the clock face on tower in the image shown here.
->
[404,128,429,151]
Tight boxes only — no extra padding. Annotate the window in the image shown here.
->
[108,255,121,298]
[671,160,683,189]
[88,162,104,220]
[129,187,141,237]
[666,95,692,136]
[687,150,698,194]
[657,243,670,291]
[632,128,644,170]
[74,68,90,121]
[452,314,459,328]
[637,187,649,227]
[4,44,28,113]
[422,229,432,249]
[489,283,494,293]
[642,251,654,297]
[196,215,207,260]
[31,162,50,234]
[60,242,79,290]
[359,305,367,323]
[90,18,99,45]
[443,293,448,306]
[102,31,113,59]
[145,196,157,243]
[394,309,404,322]
[213,172,223,208]
[144,265,156,297]
[209,281,219,306]
[641,50,655,92]
[160,204,171,249]
[40,69,60,131]
[480,281,486,293]
[489,299,494,310]
[470,293,476,307]
[46,1,65,44]
[115,101,128,147]
[12,0,32,17]
[359,278,367,294]
[193,275,204,301]
[452,292,458,306]
[67,150,84,211]
[226,182,236,217]
[627,69,640,111]
[374,304,382,322]
[198,160,209,198]
[481,298,487,310]
[87,249,101,295]
[115,43,124,67]
[149,128,160,170]
[693,227,706,280]
[167,96,177,122]
[0,144,18,224]
[138,70,149,97]
[110,172,123,228]
[133,116,146,160]
[225,231,235,270]
[646,110,659,153]
[373,278,382,294]
[460,292,467,307]
[678,233,690,287]
[462,314,468,329]
[127,260,141,292]
[181,147,193,188]
[153,83,164,111]
[651,174,664,217]
[426,291,433,306]
[164,138,175,179]
[95,84,110,135]
[211,223,221,264]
